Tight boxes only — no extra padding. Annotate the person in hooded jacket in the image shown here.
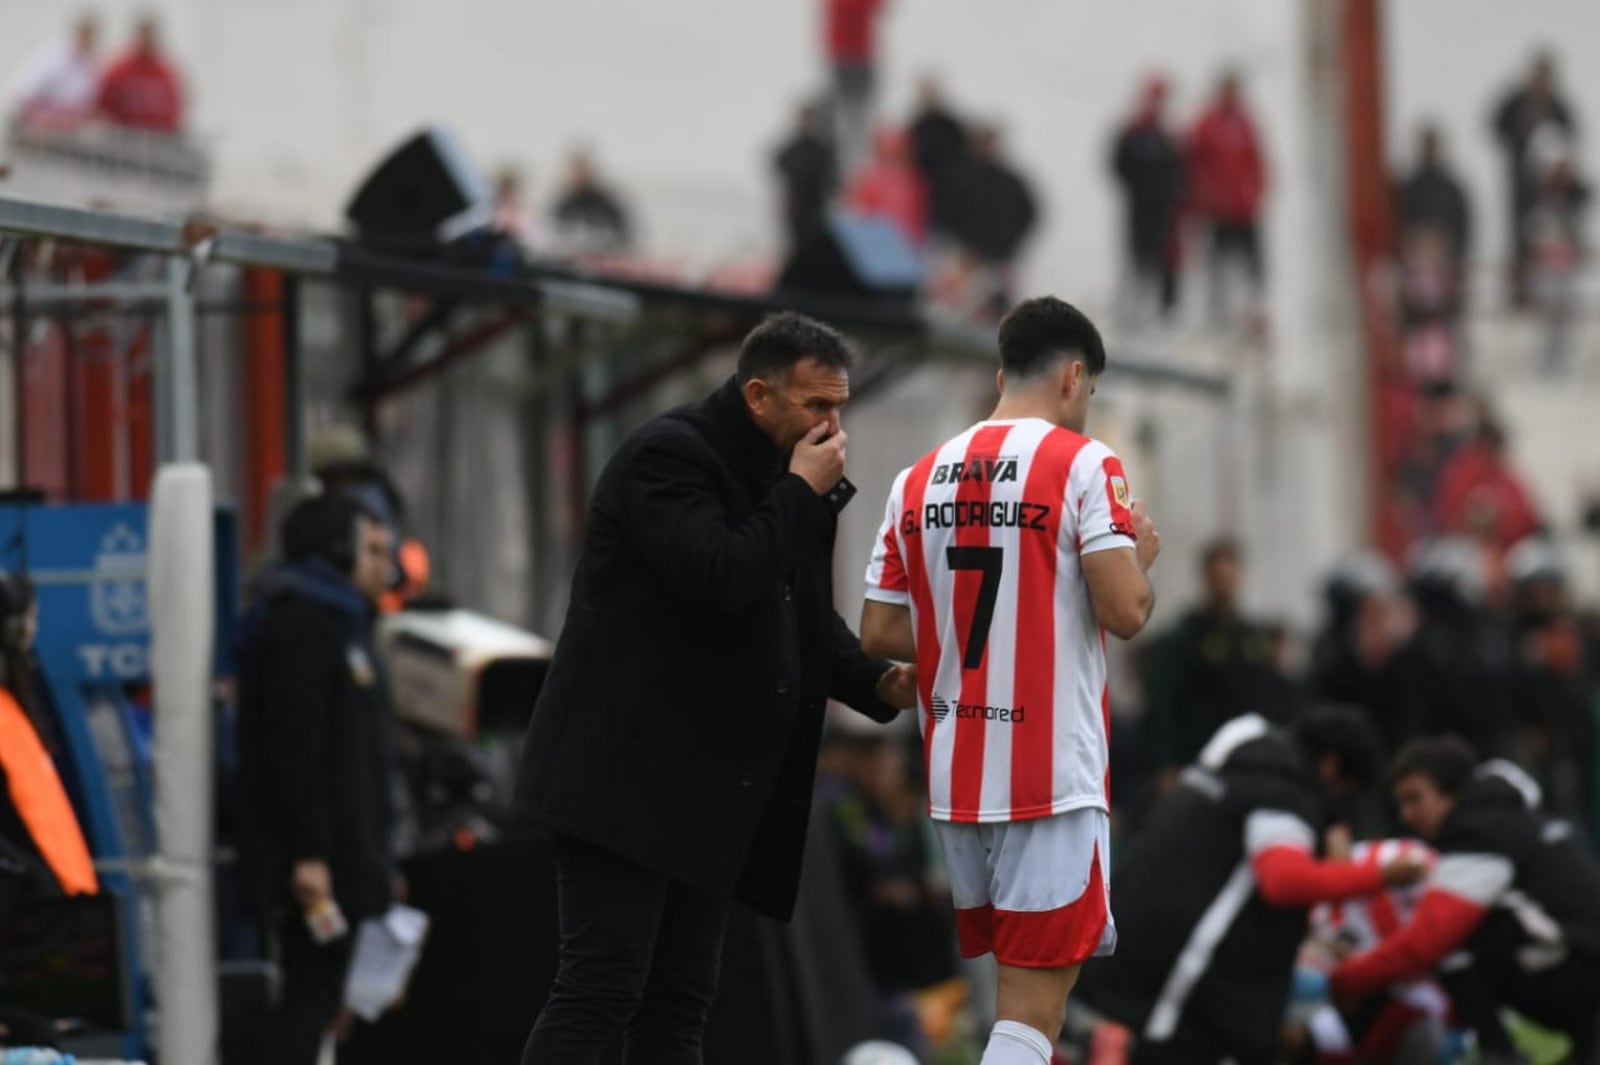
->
[1332,736,1600,1060]
[1075,707,1427,1065]
[236,493,399,1065]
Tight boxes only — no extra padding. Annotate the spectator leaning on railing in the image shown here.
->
[96,14,185,134]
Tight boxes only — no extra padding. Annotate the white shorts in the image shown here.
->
[933,807,1116,969]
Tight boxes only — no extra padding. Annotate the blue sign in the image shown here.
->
[0,503,153,683]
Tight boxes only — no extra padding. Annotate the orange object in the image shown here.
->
[378,538,431,614]
[1086,1021,1130,1065]
[0,688,99,895]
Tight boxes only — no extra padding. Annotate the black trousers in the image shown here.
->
[521,834,731,1065]
[266,910,353,1065]
[1208,218,1265,320]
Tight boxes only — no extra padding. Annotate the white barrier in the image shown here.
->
[148,464,218,1065]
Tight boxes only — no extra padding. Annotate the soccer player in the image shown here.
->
[860,296,1159,1065]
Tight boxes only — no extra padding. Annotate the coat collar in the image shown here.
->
[702,375,784,494]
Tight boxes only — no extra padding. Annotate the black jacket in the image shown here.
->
[910,106,968,233]
[1436,765,1600,1027]
[774,132,839,249]
[1396,163,1472,260]
[1142,606,1288,770]
[513,377,897,920]
[1078,716,1330,1059]
[951,158,1037,263]
[1111,122,1184,256]
[236,561,395,922]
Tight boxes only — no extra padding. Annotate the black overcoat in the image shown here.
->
[513,376,896,919]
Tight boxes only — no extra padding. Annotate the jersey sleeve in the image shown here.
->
[1069,440,1139,557]
[864,468,911,606]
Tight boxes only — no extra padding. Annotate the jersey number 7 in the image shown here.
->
[947,546,1003,670]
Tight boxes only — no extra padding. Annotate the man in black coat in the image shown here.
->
[236,493,399,1065]
[951,126,1038,319]
[1396,124,1473,269]
[1490,52,1577,305]
[1111,76,1184,320]
[773,102,839,252]
[515,311,917,1064]
[908,77,968,241]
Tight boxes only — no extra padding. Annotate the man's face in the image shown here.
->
[1394,772,1455,840]
[1205,553,1242,608]
[352,519,396,604]
[75,21,99,55]
[1420,130,1440,166]
[745,357,850,454]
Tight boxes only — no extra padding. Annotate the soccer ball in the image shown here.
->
[840,1041,920,1065]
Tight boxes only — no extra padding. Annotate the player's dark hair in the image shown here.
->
[1391,735,1478,795]
[736,312,855,384]
[997,297,1106,380]
[280,493,379,575]
[1293,705,1386,788]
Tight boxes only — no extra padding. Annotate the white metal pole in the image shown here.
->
[150,463,219,1065]
[163,256,200,463]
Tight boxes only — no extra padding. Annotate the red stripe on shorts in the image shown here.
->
[992,840,1109,969]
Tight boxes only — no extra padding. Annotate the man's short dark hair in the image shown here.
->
[1293,706,1386,788]
[997,297,1106,380]
[280,493,378,573]
[1391,736,1478,795]
[1201,536,1241,571]
[736,312,855,384]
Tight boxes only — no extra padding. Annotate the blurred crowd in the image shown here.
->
[8,12,187,136]
[1374,53,1590,562]
[1385,52,1590,383]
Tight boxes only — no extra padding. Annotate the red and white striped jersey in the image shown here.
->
[1312,839,1438,950]
[864,418,1138,823]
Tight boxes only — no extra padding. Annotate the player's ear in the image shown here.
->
[1062,358,1084,399]
[996,367,1006,395]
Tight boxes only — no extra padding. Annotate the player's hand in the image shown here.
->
[291,859,333,909]
[1323,823,1353,862]
[1132,500,1160,572]
[875,662,918,709]
[790,423,847,495]
[1379,854,1430,888]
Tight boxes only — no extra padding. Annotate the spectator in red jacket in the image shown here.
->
[824,0,889,177]
[1431,421,1540,556]
[1187,70,1267,323]
[97,14,185,134]
[845,126,928,248]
